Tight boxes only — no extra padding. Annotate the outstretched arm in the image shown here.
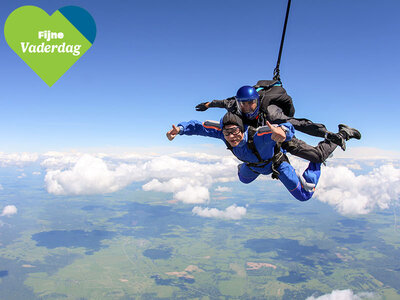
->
[195,97,237,112]
[166,120,224,141]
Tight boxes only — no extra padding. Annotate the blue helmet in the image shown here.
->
[235,86,260,120]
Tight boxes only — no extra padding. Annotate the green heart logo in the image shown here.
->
[4,6,96,86]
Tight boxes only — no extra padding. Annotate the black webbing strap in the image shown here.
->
[273,0,292,81]
[270,143,285,179]
[247,127,263,161]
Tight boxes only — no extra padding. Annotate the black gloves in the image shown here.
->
[195,102,209,111]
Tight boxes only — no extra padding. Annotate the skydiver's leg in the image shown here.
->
[266,105,361,151]
[282,137,338,163]
[266,105,327,138]
[238,163,260,184]
[276,161,321,201]
[302,162,321,186]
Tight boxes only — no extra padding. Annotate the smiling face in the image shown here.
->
[222,125,244,147]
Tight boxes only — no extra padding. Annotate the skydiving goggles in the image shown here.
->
[222,126,241,137]
[237,99,258,114]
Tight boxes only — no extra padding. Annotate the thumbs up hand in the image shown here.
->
[266,121,286,143]
[166,125,180,141]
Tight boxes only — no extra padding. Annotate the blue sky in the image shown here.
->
[1,0,399,153]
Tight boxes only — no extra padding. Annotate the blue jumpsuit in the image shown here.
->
[177,120,321,201]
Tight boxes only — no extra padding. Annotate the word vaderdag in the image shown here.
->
[20,30,82,56]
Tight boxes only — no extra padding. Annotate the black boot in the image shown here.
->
[326,131,346,151]
[338,124,362,140]
[326,124,361,151]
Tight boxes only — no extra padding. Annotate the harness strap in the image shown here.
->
[247,127,263,161]
[246,143,288,180]
[254,80,282,89]
[270,144,289,180]
[225,127,289,179]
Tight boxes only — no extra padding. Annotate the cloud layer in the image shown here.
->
[316,164,400,215]
[0,152,38,167]
[44,154,141,195]
[192,204,247,220]
[306,289,376,300]
[42,152,237,203]
[1,150,399,215]
[289,156,400,215]
[215,186,232,192]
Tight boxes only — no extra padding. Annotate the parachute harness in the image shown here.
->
[226,126,289,180]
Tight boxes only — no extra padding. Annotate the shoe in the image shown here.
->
[338,124,361,140]
[326,124,362,151]
[326,132,346,151]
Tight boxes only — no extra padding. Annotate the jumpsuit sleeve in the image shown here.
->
[278,122,294,142]
[256,122,295,145]
[208,97,238,113]
[178,120,224,140]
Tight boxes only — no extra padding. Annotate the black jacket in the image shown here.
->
[208,80,295,127]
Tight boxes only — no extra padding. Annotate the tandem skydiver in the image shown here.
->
[195,82,361,163]
[166,112,321,202]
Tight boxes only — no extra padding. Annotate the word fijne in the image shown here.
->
[38,30,64,41]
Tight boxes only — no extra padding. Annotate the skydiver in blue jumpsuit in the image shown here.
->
[166,112,321,202]
[195,84,361,163]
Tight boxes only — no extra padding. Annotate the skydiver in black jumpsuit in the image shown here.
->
[195,80,361,163]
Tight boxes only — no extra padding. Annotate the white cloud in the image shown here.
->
[175,185,210,204]
[0,152,39,167]
[41,152,237,203]
[41,151,82,169]
[286,156,400,215]
[192,204,247,220]
[345,163,362,170]
[142,178,210,204]
[333,147,400,160]
[32,172,41,175]
[306,289,376,300]
[138,155,236,203]
[138,155,237,203]
[1,205,17,217]
[170,151,229,162]
[5,149,398,214]
[17,173,26,179]
[0,184,3,190]
[215,186,232,192]
[315,164,400,215]
[44,154,142,195]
